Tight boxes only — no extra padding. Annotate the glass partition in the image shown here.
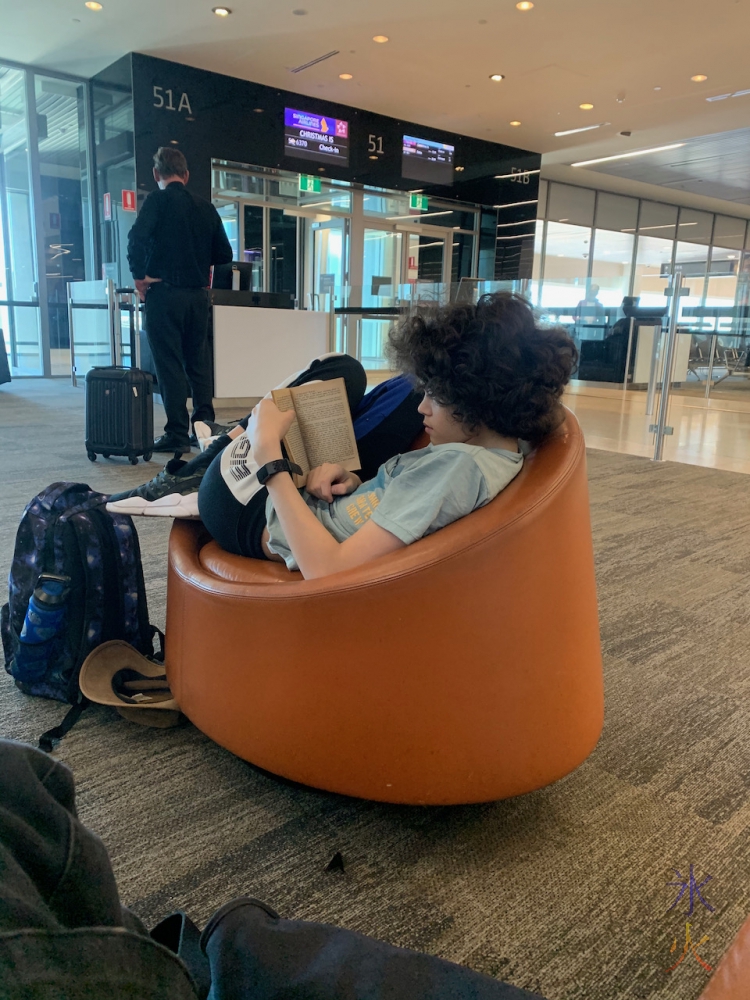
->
[69,280,111,379]
[590,229,634,309]
[538,222,591,309]
[533,180,750,395]
[633,236,674,306]
[35,75,93,375]
[0,65,43,375]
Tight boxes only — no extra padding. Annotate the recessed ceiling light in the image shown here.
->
[212,5,231,14]
[253,107,264,113]
[579,103,594,110]
[169,140,179,145]
[509,120,522,126]
[691,74,708,82]
[490,74,505,82]
[369,155,378,160]
[339,73,353,80]
[516,1,534,8]
[571,142,685,167]
[654,86,662,91]
[84,1,102,9]
[372,35,389,43]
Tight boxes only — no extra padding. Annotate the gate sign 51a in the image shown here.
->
[284,108,349,167]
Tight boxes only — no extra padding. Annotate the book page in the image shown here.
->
[271,388,310,484]
[289,378,361,473]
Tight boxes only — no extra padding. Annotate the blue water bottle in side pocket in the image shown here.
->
[12,573,71,684]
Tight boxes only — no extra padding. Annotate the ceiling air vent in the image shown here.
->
[290,50,340,73]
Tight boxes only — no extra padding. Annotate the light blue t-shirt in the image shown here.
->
[265,442,523,571]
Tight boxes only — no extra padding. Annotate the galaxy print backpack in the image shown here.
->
[1,482,159,749]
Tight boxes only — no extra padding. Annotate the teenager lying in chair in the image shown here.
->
[107,293,576,580]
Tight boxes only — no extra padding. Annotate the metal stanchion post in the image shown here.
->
[645,323,663,417]
[105,278,119,366]
[132,290,142,369]
[67,281,77,387]
[651,269,685,462]
[705,333,717,400]
[623,316,635,390]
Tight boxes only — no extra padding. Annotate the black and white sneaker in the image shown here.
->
[105,460,204,517]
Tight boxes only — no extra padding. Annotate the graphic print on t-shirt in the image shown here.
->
[345,491,380,526]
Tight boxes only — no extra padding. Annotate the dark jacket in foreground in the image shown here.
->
[0,739,545,1000]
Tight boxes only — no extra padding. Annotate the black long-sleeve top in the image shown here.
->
[127,181,233,288]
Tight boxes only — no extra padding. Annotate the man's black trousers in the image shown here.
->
[144,282,215,448]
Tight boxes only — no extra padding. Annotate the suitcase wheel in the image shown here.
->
[103,452,111,459]
[143,451,153,463]
[87,451,97,463]
[129,455,139,466]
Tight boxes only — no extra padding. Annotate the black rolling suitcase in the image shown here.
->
[85,366,154,465]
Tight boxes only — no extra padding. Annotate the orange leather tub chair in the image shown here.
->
[165,410,604,805]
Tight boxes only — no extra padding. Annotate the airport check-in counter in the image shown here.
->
[210,290,329,402]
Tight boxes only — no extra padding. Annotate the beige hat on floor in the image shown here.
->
[79,640,182,728]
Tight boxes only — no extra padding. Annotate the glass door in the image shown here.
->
[243,205,264,291]
[361,228,402,368]
[402,230,450,304]
[311,217,347,308]
[268,208,297,300]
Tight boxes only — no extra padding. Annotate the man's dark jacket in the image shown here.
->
[127,181,233,288]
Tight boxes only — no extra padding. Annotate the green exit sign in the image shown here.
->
[410,193,429,211]
[299,175,322,193]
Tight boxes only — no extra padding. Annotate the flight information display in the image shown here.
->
[284,108,350,167]
[402,135,455,185]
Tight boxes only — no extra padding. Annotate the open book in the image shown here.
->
[271,378,361,488]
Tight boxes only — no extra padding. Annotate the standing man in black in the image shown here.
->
[127,147,233,454]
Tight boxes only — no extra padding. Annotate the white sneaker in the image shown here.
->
[106,490,200,519]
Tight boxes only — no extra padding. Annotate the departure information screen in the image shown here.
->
[284,108,350,167]
[402,135,455,185]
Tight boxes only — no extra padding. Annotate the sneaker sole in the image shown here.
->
[106,492,200,518]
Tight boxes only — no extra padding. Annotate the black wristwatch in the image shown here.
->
[256,459,303,485]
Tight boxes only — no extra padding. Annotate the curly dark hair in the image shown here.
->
[387,292,578,445]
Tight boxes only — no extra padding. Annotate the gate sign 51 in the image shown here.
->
[284,107,349,167]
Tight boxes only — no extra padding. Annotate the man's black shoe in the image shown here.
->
[153,435,191,454]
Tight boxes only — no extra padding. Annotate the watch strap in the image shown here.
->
[257,459,303,485]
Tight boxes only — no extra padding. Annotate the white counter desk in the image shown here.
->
[212,294,329,402]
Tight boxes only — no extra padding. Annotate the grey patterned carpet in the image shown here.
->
[1,378,748,1000]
